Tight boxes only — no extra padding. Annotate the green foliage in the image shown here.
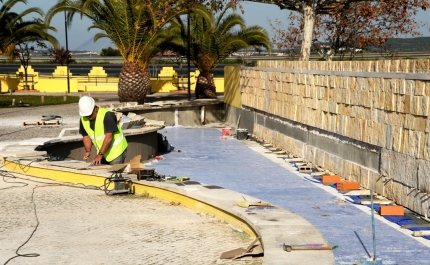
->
[167,3,272,72]
[46,0,187,68]
[0,95,80,108]
[100,47,121,57]
[0,0,58,55]
[383,37,430,52]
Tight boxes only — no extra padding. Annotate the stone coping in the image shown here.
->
[2,158,335,265]
[109,98,224,112]
[8,126,163,149]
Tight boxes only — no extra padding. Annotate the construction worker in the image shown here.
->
[78,96,128,165]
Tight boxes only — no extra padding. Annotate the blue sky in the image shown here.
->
[11,0,430,51]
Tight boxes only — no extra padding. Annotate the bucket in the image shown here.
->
[222,127,232,136]
[236,128,248,140]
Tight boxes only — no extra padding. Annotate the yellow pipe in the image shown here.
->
[4,160,258,237]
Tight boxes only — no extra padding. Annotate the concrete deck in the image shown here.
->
[2,146,334,265]
[151,126,430,264]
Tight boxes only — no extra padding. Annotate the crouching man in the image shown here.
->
[78,96,128,165]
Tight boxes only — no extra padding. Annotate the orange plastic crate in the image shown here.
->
[322,175,341,184]
[379,205,404,216]
[337,182,359,191]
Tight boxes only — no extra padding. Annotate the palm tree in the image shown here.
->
[46,0,185,104]
[0,0,58,54]
[1,0,58,89]
[168,4,272,99]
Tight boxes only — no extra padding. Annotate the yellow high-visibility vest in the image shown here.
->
[81,107,127,162]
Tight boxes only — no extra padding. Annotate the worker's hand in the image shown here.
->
[83,151,91,161]
[92,154,103,165]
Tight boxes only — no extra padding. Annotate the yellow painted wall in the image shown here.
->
[223,66,241,108]
[77,77,119,92]
[16,66,39,86]
[3,65,224,94]
[0,75,20,92]
[36,76,79,93]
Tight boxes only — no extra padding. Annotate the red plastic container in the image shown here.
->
[222,127,231,136]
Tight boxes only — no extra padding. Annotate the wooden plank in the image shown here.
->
[40,161,112,170]
[23,120,61,126]
[357,200,392,205]
[41,120,60,125]
[22,120,42,126]
[413,231,430,237]
[285,158,305,162]
[343,190,376,196]
[401,223,430,229]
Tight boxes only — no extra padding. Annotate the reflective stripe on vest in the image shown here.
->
[81,107,128,162]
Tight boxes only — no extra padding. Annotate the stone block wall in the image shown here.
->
[239,60,430,217]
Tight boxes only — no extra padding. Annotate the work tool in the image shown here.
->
[104,172,133,195]
[282,243,334,252]
[355,190,383,265]
[236,196,271,208]
[220,237,262,259]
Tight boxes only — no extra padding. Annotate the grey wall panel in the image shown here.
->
[229,104,380,171]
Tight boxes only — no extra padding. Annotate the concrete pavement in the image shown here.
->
[0,172,262,265]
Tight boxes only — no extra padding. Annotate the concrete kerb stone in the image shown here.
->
[3,157,335,265]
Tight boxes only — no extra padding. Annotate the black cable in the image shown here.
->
[3,185,41,265]
[0,170,28,190]
[17,157,48,173]
[2,172,105,191]
[1,172,106,265]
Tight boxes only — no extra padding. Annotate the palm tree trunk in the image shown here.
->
[118,62,151,104]
[195,71,216,99]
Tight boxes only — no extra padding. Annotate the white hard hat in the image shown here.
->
[79,96,95,116]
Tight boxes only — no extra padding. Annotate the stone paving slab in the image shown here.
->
[0,172,262,265]
[151,126,430,265]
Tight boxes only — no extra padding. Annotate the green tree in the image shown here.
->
[1,0,58,89]
[168,3,271,98]
[46,0,186,104]
[100,46,121,56]
[0,0,58,54]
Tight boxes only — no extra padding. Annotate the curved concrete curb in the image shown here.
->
[3,159,335,265]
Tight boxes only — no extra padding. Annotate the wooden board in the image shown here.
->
[22,120,61,126]
[285,158,305,162]
[401,223,430,229]
[40,160,112,170]
[357,200,392,205]
[343,190,377,196]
